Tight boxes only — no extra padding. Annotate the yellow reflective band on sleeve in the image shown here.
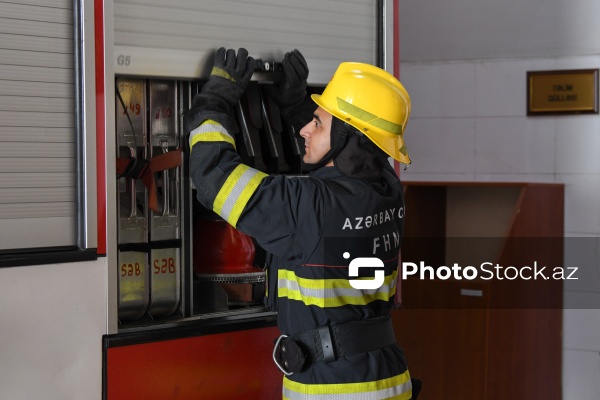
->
[277,269,398,308]
[213,164,267,227]
[189,119,236,149]
[283,370,412,400]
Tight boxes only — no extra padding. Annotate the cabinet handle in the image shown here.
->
[161,142,170,217]
[128,144,138,219]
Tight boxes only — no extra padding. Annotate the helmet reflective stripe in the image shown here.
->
[400,143,408,156]
[282,370,412,399]
[213,164,267,227]
[189,119,236,149]
[277,269,398,308]
[337,97,403,135]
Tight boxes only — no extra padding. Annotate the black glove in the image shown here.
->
[185,48,255,135]
[202,47,255,108]
[264,49,309,117]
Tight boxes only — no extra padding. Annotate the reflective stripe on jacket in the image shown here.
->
[277,268,399,308]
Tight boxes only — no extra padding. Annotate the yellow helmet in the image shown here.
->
[311,62,411,164]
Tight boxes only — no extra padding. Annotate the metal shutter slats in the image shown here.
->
[0,49,74,69]
[0,143,75,159]
[2,2,72,24]
[0,111,74,128]
[0,95,73,113]
[0,173,74,188]
[0,0,76,250]
[0,18,72,39]
[0,127,74,143]
[0,34,73,54]
[0,65,73,84]
[0,80,73,98]
[0,158,73,173]
[0,202,75,219]
[0,188,71,204]
[113,0,376,82]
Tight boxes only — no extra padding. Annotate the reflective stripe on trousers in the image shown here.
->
[282,370,412,400]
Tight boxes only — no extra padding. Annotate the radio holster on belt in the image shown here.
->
[272,316,396,375]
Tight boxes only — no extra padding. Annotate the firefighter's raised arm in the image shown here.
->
[184,48,309,256]
[185,48,262,228]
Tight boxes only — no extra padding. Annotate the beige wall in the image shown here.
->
[0,259,107,400]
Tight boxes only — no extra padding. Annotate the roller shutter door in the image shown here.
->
[113,0,378,83]
[0,0,77,251]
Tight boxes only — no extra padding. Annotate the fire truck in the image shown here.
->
[0,1,400,399]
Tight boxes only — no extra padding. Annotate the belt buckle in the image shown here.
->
[272,335,294,376]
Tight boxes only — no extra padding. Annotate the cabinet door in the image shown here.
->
[393,279,489,400]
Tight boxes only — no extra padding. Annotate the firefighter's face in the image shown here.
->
[300,107,333,165]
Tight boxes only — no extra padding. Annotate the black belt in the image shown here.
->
[272,317,396,375]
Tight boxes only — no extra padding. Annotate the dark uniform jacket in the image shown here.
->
[189,118,412,399]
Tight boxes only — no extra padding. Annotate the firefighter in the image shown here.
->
[186,48,420,399]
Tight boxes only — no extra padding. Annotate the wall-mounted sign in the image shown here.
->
[527,69,598,115]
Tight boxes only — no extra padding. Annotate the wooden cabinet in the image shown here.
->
[392,182,564,400]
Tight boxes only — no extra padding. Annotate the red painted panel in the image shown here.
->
[106,326,282,400]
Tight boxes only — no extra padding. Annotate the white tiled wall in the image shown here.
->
[561,175,600,234]
[474,116,556,175]
[556,117,600,174]
[400,56,600,399]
